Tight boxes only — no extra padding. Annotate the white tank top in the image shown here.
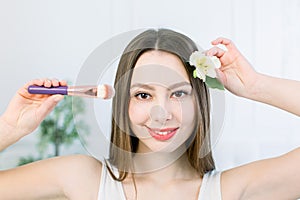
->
[98,165,222,200]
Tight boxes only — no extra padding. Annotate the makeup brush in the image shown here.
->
[27,84,115,99]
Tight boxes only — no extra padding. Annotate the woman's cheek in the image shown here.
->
[179,100,196,124]
[128,101,150,124]
[171,98,193,120]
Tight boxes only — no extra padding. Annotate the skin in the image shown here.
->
[129,50,196,153]
[0,79,102,200]
[1,37,300,199]
[207,37,300,199]
[124,51,202,199]
[207,37,300,117]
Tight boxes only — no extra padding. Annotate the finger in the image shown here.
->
[205,46,226,58]
[215,68,227,85]
[211,37,232,45]
[211,37,237,52]
[26,79,44,87]
[28,78,66,87]
[59,80,67,86]
[51,78,60,87]
[35,94,64,120]
[44,78,67,87]
[43,79,52,87]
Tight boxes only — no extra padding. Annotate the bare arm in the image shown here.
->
[206,37,300,116]
[222,148,300,199]
[0,154,102,200]
[251,73,300,116]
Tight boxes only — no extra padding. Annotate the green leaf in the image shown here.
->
[205,76,225,90]
[193,69,197,78]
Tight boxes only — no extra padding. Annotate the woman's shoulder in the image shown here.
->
[46,154,103,199]
[55,154,103,183]
[1,154,103,199]
[45,154,103,172]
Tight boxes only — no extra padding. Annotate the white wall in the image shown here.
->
[0,0,300,170]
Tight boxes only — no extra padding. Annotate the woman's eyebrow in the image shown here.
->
[168,82,191,90]
[130,83,155,90]
[130,82,191,90]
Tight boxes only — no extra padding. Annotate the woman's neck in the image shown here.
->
[131,146,199,183]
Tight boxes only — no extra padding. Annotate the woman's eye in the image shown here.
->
[134,93,151,100]
[171,91,188,98]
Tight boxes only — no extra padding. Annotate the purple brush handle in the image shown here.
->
[28,85,68,95]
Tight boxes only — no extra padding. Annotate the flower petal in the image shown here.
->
[206,66,217,78]
[196,68,206,82]
[189,51,205,67]
[211,56,221,68]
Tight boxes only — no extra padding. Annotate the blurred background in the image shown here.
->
[0,0,299,171]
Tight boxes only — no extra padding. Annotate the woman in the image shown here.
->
[1,28,300,199]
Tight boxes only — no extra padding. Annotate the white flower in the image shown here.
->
[195,67,207,82]
[189,51,224,90]
[189,51,217,82]
[211,56,221,68]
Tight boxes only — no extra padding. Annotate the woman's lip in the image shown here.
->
[146,127,179,141]
[148,127,179,132]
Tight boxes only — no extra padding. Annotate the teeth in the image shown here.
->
[154,130,172,135]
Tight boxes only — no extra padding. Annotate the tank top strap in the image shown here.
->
[198,170,222,200]
[97,162,127,200]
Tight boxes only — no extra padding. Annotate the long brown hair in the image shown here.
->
[107,28,215,181]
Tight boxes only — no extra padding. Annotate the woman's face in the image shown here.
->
[128,50,196,153]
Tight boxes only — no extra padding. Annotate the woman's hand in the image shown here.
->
[206,37,260,98]
[0,79,66,146]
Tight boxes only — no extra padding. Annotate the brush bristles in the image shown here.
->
[97,84,115,99]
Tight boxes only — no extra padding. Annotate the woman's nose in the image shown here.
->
[149,104,172,123]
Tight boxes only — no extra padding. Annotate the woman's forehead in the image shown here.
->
[132,51,190,86]
[131,64,190,88]
[135,50,185,70]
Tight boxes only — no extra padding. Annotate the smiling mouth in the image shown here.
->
[147,127,179,141]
